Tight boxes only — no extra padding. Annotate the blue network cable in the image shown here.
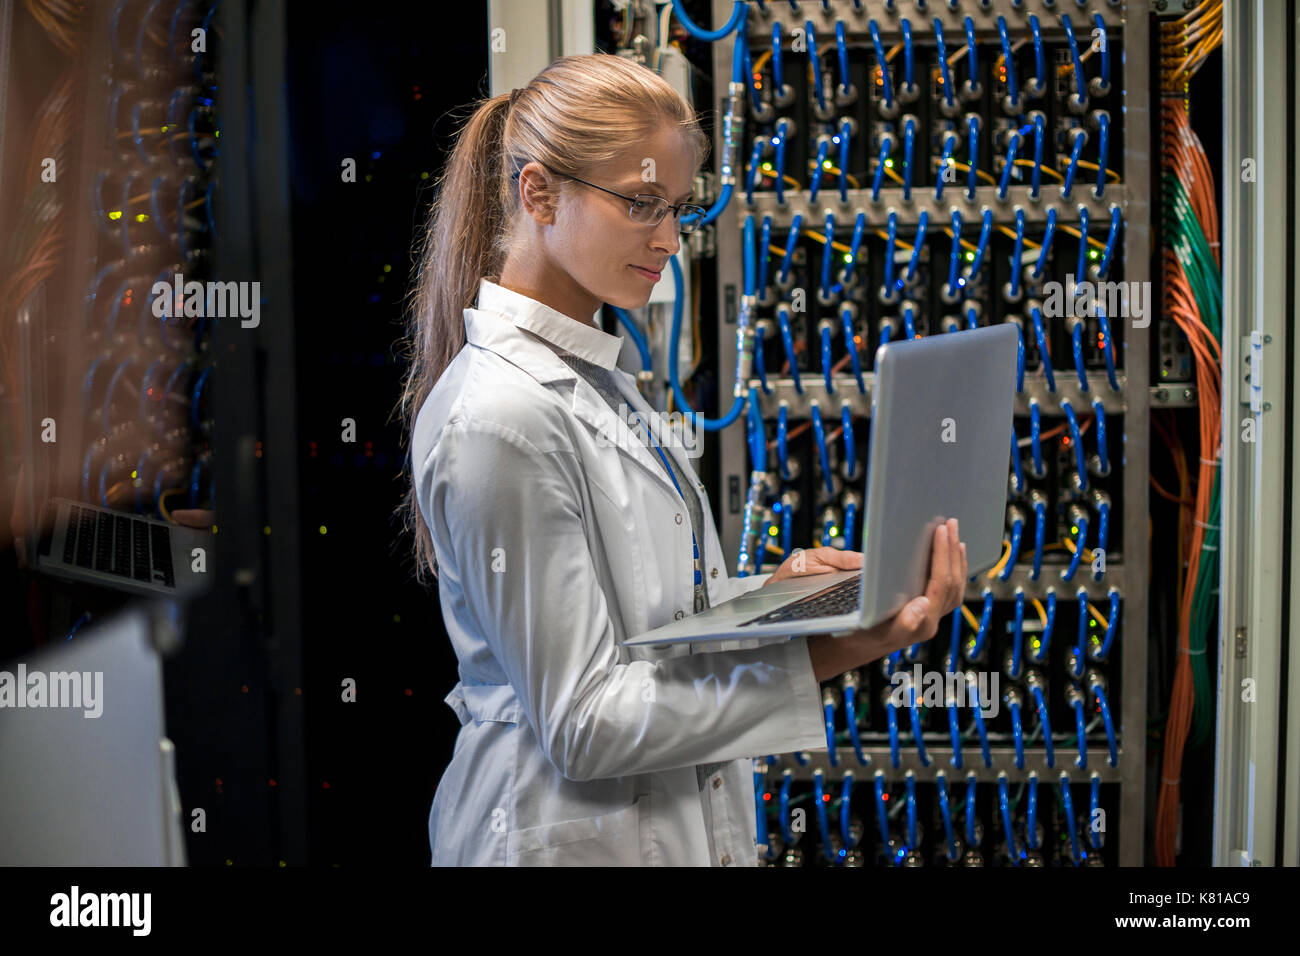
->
[745,138,764,205]
[821,325,835,394]
[947,208,964,296]
[812,769,834,863]
[1061,129,1086,200]
[1029,399,1044,475]
[902,115,916,202]
[1099,205,1122,279]
[809,138,829,203]
[754,765,769,858]
[757,215,772,300]
[968,208,994,283]
[842,306,866,392]
[810,401,833,495]
[774,119,790,205]
[936,131,958,201]
[843,211,867,286]
[1063,512,1089,582]
[841,402,857,478]
[1072,691,1088,769]
[970,675,992,768]
[1089,774,1104,850]
[886,695,901,768]
[965,775,979,848]
[777,306,802,394]
[998,775,1019,865]
[824,695,839,768]
[1095,111,1110,198]
[845,680,867,765]
[1030,305,1055,392]
[1031,682,1055,768]
[872,133,893,203]
[839,773,854,862]
[1093,13,1111,95]
[1062,398,1088,488]
[1092,680,1118,767]
[1060,776,1082,864]
[997,15,1019,109]
[1099,588,1120,659]
[970,588,993,659]
[835,19,851,97]
[610,307,652,375]
[1076,205,1090,284]
[819,212,835,297]
[900,17,916,96]
[874,772,892,854]
[966,114,979,201]
[902,302,916,340]
[1033,206,1058,280]
[963,16,980,96]
[670,0,745,41]
[807,19,827,112]
[908,677,931,766]
[879,317,893,347]
[779,770,795,845]
[1061,13,1086,109]
[906,210,928,284]
[777,402,791,479]
[1041,589,1058,657]
[668,254,745,428]
[1030,112,1046,199]
[779,213,802,283]
[1026,772,1039,851]
[998,128,1022,202]
[947,696,963,769]
[1003,209,1024,299]
[843,499,857,551]
[1009,696,1025,769]
[771,21,785,95]
[781,499,793,557]
[933,18,955,110]
[884,211,899,296]
[1011,589,1025,677]
[1095,500,1110,578]
[869,19,894,111]
[839,119,852,203]
[905,772,919,850]
[1073,589,1090,678]
[1071,323,1090,394]
[937,772,959,861]
[1027,14,1045,97]
[1014,315,1026,392]
[747,387,768,471]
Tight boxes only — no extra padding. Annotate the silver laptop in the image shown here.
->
[34,497,214,599]
[625,321,1018,647]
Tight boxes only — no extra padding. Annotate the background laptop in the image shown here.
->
[625,322,1018,647]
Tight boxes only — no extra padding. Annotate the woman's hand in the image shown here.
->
[761,545,865,587]
[805,518,968,682]
[171,509,215,530]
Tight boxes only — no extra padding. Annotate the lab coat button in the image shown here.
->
[710,567,718,579]
[712,775,722,790]
[720,854,732,866]
[674,610,685,620]
[675,513,683,525]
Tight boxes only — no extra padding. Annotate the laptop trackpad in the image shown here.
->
[724,570,858,612]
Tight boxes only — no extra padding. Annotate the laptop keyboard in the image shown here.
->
[738,577,861,627]
[61,503,175,588]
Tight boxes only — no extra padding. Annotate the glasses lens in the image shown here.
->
[629,196,669,225]
[679,204,706,234]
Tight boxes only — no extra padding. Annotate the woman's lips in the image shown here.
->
[630,265,662,281]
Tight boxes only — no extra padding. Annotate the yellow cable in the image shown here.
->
[158,487,185,523]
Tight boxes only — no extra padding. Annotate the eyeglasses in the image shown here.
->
[513,162,707,234]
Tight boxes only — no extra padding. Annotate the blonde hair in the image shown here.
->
[394,54,710,584]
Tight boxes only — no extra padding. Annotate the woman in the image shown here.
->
[396,54,968,866]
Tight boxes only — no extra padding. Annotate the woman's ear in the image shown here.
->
[516,161,559,226]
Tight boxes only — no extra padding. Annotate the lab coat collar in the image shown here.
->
[474,278,622,370]
[462,282,686,502]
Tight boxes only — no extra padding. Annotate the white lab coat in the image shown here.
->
[413,278,827,866]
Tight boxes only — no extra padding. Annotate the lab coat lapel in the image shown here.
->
[568,375,683,502]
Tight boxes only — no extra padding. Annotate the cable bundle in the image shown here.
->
[1154,0,1222,868]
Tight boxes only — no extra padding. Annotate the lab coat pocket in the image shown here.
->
[505,795,648,866]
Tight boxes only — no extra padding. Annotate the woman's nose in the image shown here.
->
[651,211,681,254]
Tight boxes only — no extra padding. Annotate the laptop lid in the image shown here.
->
[858,322,1018,628]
